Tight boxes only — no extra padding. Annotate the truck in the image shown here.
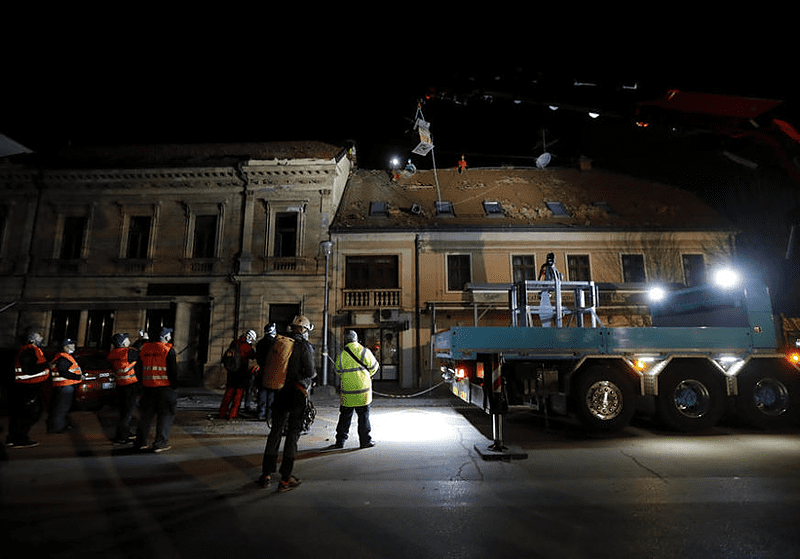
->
[434,259,800,445]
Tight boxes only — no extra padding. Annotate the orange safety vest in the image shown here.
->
[139,341,172,387]
[50,352,82,388]
[108,347,138,386]
[14,344,50,384]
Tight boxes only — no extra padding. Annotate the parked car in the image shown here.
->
[72,350,116,410]
[42,348,117,411]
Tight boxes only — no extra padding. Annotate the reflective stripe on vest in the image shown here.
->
[108,348,138,385]
[140,342,171,387]
[14,344,50,384]
[51,353,82,387]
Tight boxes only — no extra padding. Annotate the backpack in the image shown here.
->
[222,342,242,373]
[262,334,294,389]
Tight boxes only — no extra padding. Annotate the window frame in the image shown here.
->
[621,253,646,283]
[566,253,591,281]
[446,253,472,292]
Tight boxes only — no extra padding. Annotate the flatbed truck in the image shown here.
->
[434,263,800,443]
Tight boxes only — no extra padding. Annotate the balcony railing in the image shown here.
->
[262,257,320,275]
[343,288,401,309]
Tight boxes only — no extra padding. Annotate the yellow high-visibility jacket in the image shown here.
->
[335,342,379,407]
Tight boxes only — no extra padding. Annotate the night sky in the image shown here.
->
[6,18,800,308]
[6,20,795,169]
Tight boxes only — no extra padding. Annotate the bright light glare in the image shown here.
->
[713,268,740,289]
[374,409,458,443]
[648,286,667,302]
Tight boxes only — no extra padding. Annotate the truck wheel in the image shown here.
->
[657,365,724,431]
[575,366,636,433]
[736,360,798,428]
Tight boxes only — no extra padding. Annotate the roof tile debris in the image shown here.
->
[332,167,732,231]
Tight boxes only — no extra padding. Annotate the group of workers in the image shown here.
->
[7,327,178,452]
[5,317,380,494]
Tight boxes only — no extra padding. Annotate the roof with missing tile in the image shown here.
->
[331,167,733,232]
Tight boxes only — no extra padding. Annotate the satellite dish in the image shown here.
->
[536,152,551,169]
[536,129,552,168]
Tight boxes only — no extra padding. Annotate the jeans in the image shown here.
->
[136,386,177,448]
[8,383,43,442]
[257,388,275,420]
[335,404,372,446]
[115,382,140,440]
[47,384,75,433]
[262,387,306,481]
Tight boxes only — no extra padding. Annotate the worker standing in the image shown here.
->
[333,330,380,449]
[7,332,49,448]
[47,339,84,434]
[108,333,140,444]
[219,329,257,419]
[253,323,277,421]
[457,154,467,174]
[259,315,316,492]
[134,328,178,453]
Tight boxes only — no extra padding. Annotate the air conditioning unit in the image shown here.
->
[376,309,411,330]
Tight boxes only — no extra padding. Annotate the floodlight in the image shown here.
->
[713,268,740,289]
[648,286,667,303]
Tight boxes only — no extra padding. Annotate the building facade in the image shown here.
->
[329,166,737,389]
[0,142,352,388]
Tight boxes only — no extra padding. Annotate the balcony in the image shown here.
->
[343,288,401,309]
[262,257,320,275]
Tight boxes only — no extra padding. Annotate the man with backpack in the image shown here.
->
[258,315,316,493]
[219,329,257,419]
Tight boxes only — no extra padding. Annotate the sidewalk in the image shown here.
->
[174,382,459,438]
[176,381,455,412]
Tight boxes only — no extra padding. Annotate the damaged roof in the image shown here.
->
[331,167,733,232]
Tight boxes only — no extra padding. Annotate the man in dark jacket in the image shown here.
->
[259,315,316,493]
[253,323,277,421]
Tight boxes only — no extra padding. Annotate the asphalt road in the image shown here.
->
[2,386,799,559]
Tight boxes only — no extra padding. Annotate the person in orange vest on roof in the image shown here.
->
[7,331,50,448]
[134,327,178,453]
[219,329,257,419]
[457,154,467,174]
[47,338,84,434]
[108,333,140,445]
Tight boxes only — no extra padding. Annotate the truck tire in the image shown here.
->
[574,366,637,433]
[736,359,798,428]
[657,363,725,431]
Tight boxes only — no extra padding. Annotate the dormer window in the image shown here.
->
[435,201,454,217]
[483,200,504,216]
[545,201,569,217]
[369,201,388,217]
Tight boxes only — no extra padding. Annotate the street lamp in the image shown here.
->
[320,240,333,386]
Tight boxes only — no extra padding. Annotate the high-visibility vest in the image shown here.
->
[335,342,379,407]
[51,352,82,388]
[140,342,172,387]
[108,347,138,386]
[14,344,50,384]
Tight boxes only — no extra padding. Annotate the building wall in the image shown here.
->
[330,228,735,388]
[0,145,352,389]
